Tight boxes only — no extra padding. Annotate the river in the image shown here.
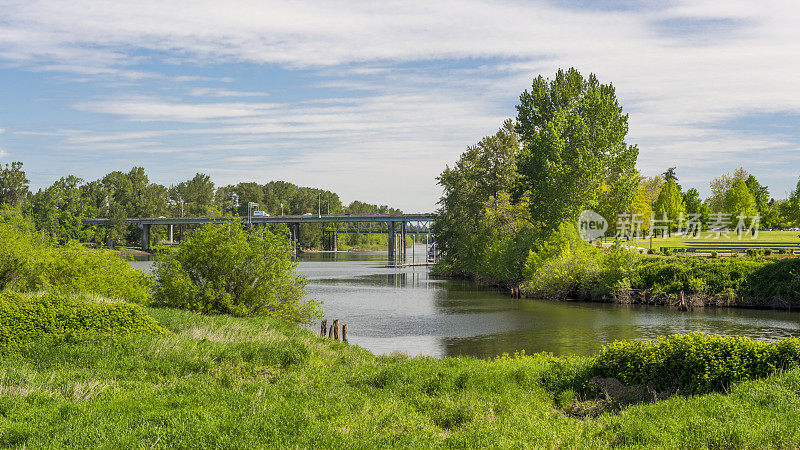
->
[131,245,800,359]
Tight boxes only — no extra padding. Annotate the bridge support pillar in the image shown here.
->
[401,221,406,261]
[141,223,151,252]
[292,223,299,255]
[388,221,396,264]
[169,224,174,244]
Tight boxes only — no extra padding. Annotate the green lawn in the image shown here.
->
[623,230,800,250]
[4,307,800,448]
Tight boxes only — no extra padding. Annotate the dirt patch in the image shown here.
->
[561,377,675,419]
[589,377,673,406]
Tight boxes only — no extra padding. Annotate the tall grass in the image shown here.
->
[3,307,800,448]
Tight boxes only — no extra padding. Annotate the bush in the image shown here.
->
[764,248,773,256]
[154,224,319,322]
[593,333,800,394]
[710,251,718,258]
[0,291,168,352]
[0,208,152,303]
[746,248,763,257]
[633,257,766,296]
[647,248,656,255]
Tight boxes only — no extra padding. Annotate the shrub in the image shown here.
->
[663,249,672,256]
[0,208,152,303]
[764,248,773,256]
[746,248,763,257]
[779,249,787,255]
[153,224,320,322]
[593,333,800,394]
[741,258,800,300]
[710,251,718,258]
[0,291,168,352]
[647,248,656,255]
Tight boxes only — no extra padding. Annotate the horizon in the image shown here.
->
[2,0,799,212]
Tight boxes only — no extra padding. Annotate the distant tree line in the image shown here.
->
[0,162,401,249]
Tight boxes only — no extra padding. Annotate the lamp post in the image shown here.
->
[318,193,321,218]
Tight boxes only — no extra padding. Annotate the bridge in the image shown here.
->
[82,214,435,263]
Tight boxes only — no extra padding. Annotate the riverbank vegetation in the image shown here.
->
[154,223,318,322]
[4,306,800,447]
[433,68,800,307]
[0,163,403,251]
[0,207,152,304]
[520,223,800,308]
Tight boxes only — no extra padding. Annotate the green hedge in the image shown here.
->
[0,292,168,352]
[593,333,800,394]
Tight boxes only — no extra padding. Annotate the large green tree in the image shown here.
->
[170,173,215,217]
[515,68,639,232]
[654,178,685,233]
[31,175,87,243]
[724,179,758,216]
[434,120,530,281]
[0,161,29,207]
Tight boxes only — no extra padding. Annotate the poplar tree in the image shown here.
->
[515,68,638,232]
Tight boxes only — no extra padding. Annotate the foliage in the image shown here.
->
[0,207,153,303]
[153,223,319,322]
[523,225,641,301]
[169,172,216,217]
[0,291,168,352]
[515,68,639,232]
[3,162,402,250]
[30,175,88,243]
[0,161,29,207]
[708,167,750,212]
[741,257,800,299]
[653,178,685,230]
[629,178,654,232]
[631,257,767,297]
[433,121,531,283]
[724,178,758,216]
[594,333,800,394]
[523,239,799,306]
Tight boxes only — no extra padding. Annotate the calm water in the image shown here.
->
[132,245,800,359]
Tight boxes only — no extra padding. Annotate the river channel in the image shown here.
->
[132,245,800,359]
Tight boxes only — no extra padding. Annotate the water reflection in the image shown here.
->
[131,246,800,359]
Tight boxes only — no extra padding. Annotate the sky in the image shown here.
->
[1,0,799,213]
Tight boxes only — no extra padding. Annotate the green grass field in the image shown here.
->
[4,306,800,448]
[624,230,800,251]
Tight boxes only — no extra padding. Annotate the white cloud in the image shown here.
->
[0,148,8,157]
[2,0,800,208]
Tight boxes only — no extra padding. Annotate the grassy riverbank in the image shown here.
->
[4,303,800,448]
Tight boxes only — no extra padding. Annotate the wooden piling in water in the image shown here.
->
[678,291,688,311]
[320,319,327,337]
[328,322,334,339]
[342,324,348,343]
[332,319,340,341]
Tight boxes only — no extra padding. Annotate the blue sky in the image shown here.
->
[1,0,799,212]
